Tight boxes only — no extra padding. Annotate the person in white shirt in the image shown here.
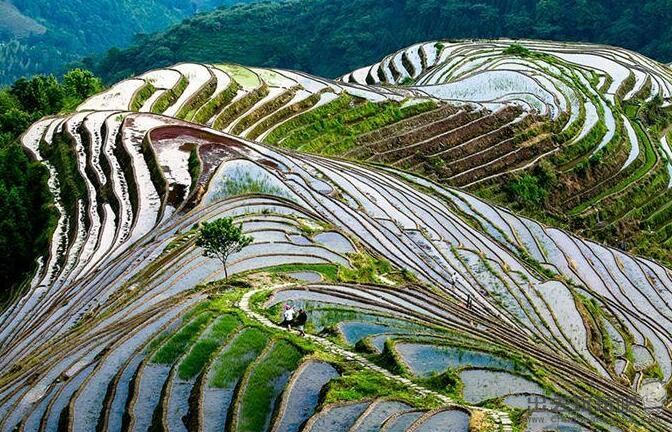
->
[280,304,296,329]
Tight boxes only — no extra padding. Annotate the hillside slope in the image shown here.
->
[78,39,672,269]
[0,0,257,85]
[91,0,672,84]
[341,39,672,267]
[1,40,672,431]
[0,2,44,39]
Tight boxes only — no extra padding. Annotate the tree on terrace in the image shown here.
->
[196,217,253,280]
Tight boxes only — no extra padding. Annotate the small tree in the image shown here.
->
[196,217,252,279]
[63,69,102,99]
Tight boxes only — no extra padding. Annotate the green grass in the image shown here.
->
[263,95,354,145]
[323,368,441,409]
[191,80,240,124]
[209,169,291,201]
[337,251,403,285]
[130,82,156,111]
[376,338,409,375]
[248,91,324,140]
[231,87,297,135]
[258,263,340,281]
[257,251,412,286]
[209,327,269,387]
[279,101,388,150]
[177,78,216,119]
[418,368,464,400]
[177,314,241,379]
[151,312,213,364]
[216,64,261,89]
[213,85,269,130]
[643,362,664,380]
[283,100,437,155]
[151,76,188,114]
[237,339,304,432]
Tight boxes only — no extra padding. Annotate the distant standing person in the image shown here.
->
[280,305,295,329]
[294,309,308,336]
[449,271,457,288]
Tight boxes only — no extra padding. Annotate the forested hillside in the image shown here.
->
[5,43,672,429]
[0,69,102,299]
[0,0,256,85]
[91,0,672,83]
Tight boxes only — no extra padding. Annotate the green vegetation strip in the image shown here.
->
[323,368,441,409]
[177,78,216,120]
[192,80,240,124]
[263,95,354,144]
[213,85,269,130]
[38,134,87,218]
[188,146,201,192]
[209,327,268,387]
[212,171,291,201]
[570,120,656,215]
[248,91,324,140]
[280,100,437,156]
[283,99,389,149]
[151,76,188,114]
[259,263,340,281]
[130,82,157,111]
[177,314,241,379]
[281,101,379,149]
[152,312,213,364]
[237,339,304,432]
[247,251,412,288]
[231,87,297,135]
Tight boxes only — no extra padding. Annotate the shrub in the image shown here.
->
[506,174,548,207]
[505,160,557,208]
[187,146,201,191]
[419,369,462,395]
[503,43,532,57]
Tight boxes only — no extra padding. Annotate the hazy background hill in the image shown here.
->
[89,0,672,83]
[4,0,672,85]
[0,0,257,84]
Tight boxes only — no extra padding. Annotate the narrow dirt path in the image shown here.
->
[238,288,513,432]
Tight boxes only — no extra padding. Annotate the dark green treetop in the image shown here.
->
[196,217,253,279]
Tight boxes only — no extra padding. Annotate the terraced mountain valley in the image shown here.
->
[2,39,672,431]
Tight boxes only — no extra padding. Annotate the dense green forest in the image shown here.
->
[0,69,101,299]
[91,0,672,83]
[0,0,257,85]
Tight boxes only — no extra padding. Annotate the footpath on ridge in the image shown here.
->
[238,287,514,432]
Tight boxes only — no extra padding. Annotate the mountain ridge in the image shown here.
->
[88,0,672,85]
[0,0,258,85]
[2,37,672,431]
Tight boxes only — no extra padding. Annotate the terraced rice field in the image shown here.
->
[3,39,672,431]
[59,39,672,265]
[340,39,672,265]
